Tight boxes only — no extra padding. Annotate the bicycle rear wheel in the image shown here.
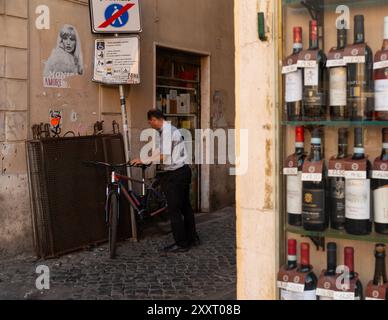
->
[108,193,119,259]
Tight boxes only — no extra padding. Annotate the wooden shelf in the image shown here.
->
[287,225,388,244]
[157,76,199,84]
[156,85,197,92]
[164,114,198,118]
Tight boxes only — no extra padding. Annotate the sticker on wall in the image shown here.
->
[49,110,62,137]
[43,25,84,88]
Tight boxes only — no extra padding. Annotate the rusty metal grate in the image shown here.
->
[26,135,131,259]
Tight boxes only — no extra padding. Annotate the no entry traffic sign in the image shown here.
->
[89,0,142,34]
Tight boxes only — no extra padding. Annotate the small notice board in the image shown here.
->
[93,36,140,85]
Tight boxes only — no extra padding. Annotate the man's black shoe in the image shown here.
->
[163,243,177,251]
[164,244,190,253]
[190,234,201,247]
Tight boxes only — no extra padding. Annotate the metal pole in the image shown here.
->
[119,83,138,242]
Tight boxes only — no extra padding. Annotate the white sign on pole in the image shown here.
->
[89,0,142,34]
[93,36,140,85]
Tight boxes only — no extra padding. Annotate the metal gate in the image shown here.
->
[26,135,131,259]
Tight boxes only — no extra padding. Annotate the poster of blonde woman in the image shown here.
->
[43,25,84,88]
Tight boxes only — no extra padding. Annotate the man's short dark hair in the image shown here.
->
[147,109,165,120]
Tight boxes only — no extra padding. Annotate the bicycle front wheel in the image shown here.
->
[108,193,119,259]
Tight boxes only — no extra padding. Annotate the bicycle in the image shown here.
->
[83,160,168,258]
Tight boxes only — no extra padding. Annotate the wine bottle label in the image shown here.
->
[302,189,325,223]
[293,290,317,300]
[284,154,299,175]
[330,67,347,106]
[287,173,303,214]
[328,158,347,178]
[344,44,367,64]
[333,291,356,300]
[374,50,388,70]
[304,65,319,86]
[330,178,346,201]
[345,159,368,180]
[283,54,299,74]
[372,159,388,179]
[302,160,324,182]
[317,272,337,299]
[374,187,388,224]
[375,79,388,111]
[280,289,295,300]
[297,50,318,68]
[345,179,371,220]
[285,70,303,102]
[366,281,388,300]
[327,48,346,68]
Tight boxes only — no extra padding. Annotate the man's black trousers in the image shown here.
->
[158,165,197,247]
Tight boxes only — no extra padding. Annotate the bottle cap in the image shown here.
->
[301,243,310,266]
[344,247,355,272]
[288,239,297,256]
[293,27,303,44]
[296,126,305,143]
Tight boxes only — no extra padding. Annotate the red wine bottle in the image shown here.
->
[372,244,388,299]
[347,15,374,121]
[343,247,363,300]
[287,127,306,227]
[302,128,328,231]
[280,239,298,300]
[329,128,348,230]
[345,128,372,235]
[302,20,327,121]
[373,128,388,235]
[330,28,349,121]
[286,27,304,121]
[319,242,337,300]
[294,243,317,300]
[374,17,388,121]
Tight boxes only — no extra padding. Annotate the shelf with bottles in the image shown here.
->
[282,0,388,9]
[287,225,388,244]
[278,239,387,300]
[284,120,388,127]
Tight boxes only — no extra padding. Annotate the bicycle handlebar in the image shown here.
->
[82,161,151,170]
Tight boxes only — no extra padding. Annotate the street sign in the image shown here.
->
[89,0,142,34]
[93,36,140,85]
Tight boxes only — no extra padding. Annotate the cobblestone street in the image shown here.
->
[0,208,236,300]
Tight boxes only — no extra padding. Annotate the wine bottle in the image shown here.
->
[293,243,317,300]
[302,20,327,121]
[287,127,306,226]
[319,242,337,300]
[372,244,388,299]
[343,247,363,300]
[286,27,304,121]
[302,128,328,231]
[375,17,388,120]
[347,15,374,121]
[330,28,349,121]
[280,239,298,300]
[373,128,388,235]
[345,128,372,235]
[329,128,348,230]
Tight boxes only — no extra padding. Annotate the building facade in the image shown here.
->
[0,0,235,257]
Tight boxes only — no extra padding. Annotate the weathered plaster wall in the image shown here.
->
[0,0,32,257]
[235,0,280,300]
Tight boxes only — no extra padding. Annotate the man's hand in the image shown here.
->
[131,159,144,166]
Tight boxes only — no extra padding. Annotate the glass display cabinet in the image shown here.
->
[278,0,388,300]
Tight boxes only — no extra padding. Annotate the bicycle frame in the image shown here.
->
[105,168,167,224]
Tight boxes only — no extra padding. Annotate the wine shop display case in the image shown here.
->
[279,0,388,299]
